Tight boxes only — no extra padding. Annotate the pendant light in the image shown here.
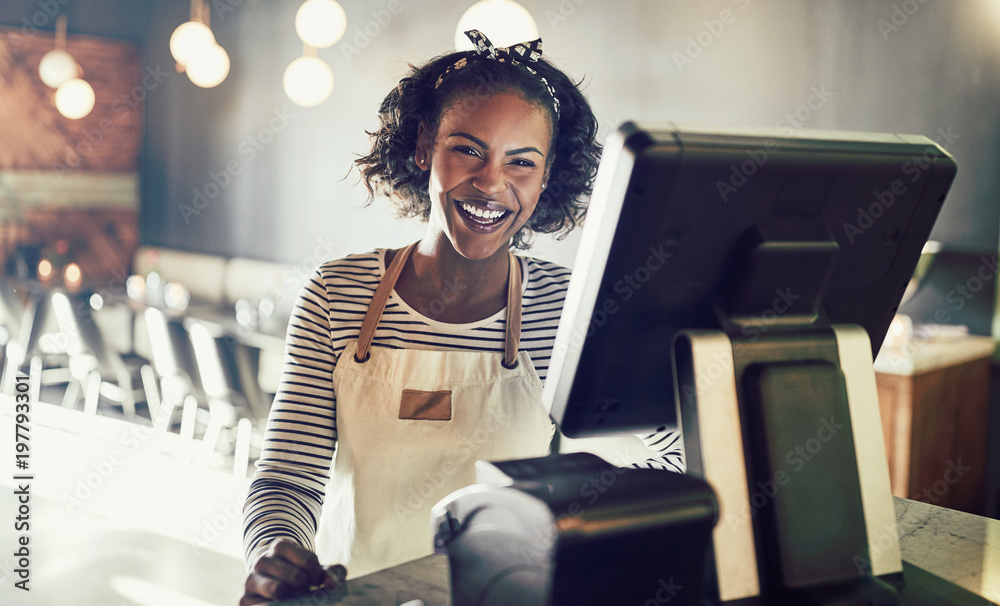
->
[283,44,334,107]
[38,16,77,88]
[170,0,230,88]
[283,0,345,107]
[187,41,230,88]
[455,0,538,50]
[54,78,96,120]
[41,16,95,120]
[295,0,347,49]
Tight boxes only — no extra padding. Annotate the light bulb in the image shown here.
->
[186,44,230,88]
[126,274,146,299]
[54,78,95,119]
[169,20,217,66]
[295,0,348,48]
[64,263,82,290]
[39,49,78,88]
[38,259,53,279]
[455,0,538,50]
[283,56,334,107]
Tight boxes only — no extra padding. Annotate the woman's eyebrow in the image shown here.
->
[447,132,544,157]
[448,132,488,148]
[506,146,544,157]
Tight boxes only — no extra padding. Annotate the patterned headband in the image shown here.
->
[434,29,561,118]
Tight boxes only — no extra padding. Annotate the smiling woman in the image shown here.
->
[356,30,599,252]
[238,30,679,606]
[419,93,550,263]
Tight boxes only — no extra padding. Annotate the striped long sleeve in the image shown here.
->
[242,249,685,570]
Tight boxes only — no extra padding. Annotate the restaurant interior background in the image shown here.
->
[2,0,1000,604]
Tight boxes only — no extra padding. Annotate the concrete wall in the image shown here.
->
[136,1,1000,272]
[3,0,1000,328]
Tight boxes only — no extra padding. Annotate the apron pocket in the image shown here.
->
[399,389,452,421]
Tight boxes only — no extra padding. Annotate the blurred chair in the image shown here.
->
[1,284,74,398]
[0,280,26,390]
[49,290,151,419]
[141,306,202,434]
[187,319,264,477]
[2,283,35,393]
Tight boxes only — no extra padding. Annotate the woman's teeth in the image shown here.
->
[459,201,507,221]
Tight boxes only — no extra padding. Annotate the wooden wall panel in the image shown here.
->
[0,25,142,172]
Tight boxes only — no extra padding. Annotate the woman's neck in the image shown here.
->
[390,236,512,323]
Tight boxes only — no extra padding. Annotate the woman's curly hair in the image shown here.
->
[355,47,602,250]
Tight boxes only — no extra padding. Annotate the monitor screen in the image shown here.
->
[545,123,957,438]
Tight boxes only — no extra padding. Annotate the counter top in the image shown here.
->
[873,335,995,376]
[277,497,1000,605]
[894,497,1000,601]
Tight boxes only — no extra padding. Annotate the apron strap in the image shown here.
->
[502,252,522,369]
[355,242,417,362]
[355,242,523,368]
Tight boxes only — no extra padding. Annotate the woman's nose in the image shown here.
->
[473,161,506,195]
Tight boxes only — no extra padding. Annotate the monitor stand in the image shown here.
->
[676,325,903,604]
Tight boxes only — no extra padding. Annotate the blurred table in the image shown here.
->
[181,303,286,354]
[873,335,994,515]
[0,396,248,605]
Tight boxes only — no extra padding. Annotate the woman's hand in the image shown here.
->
[240,539,347,605]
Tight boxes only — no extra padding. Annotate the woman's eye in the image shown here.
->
[510,158,536,168]
[453,146,480,157]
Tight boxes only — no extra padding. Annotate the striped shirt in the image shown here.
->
[242,249,684,569]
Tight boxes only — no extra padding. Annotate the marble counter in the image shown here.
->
[894,497,1000,602]
[277,498,1000,605]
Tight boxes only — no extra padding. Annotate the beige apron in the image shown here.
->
[315,242,553,577]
